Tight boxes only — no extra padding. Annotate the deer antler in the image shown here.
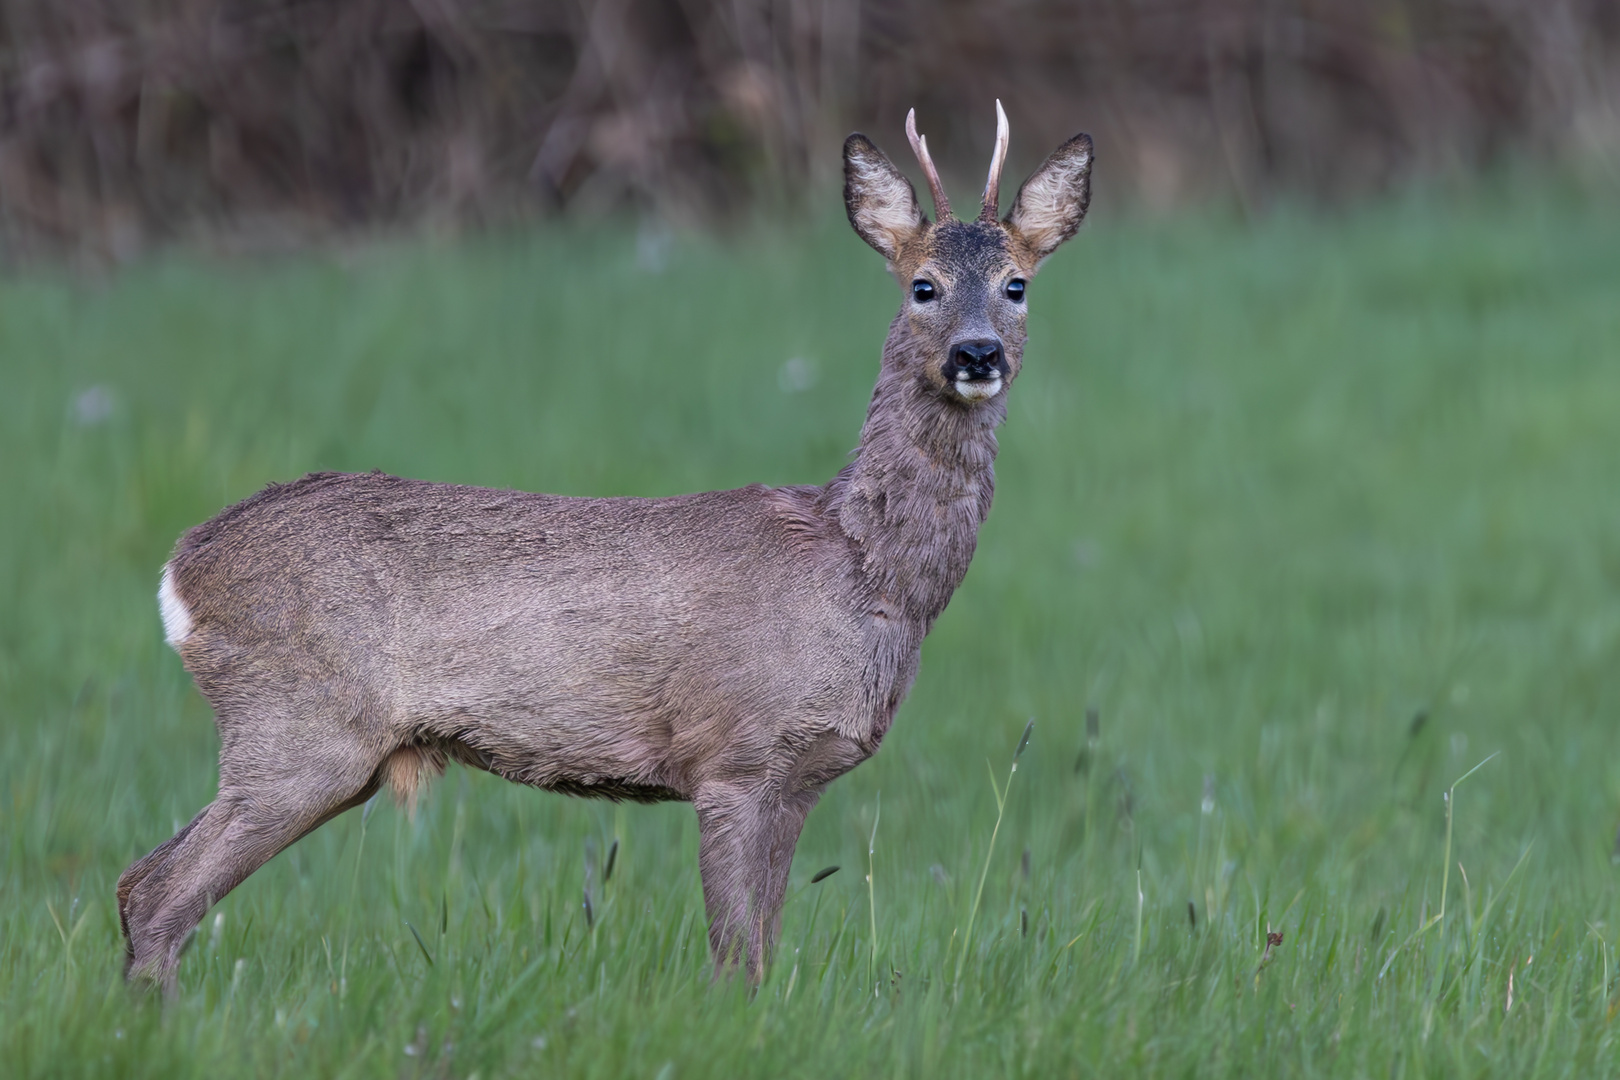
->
[906,108,952,221]
[980,100,1009,222]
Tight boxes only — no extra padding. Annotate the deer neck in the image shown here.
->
[825,314,1005,629]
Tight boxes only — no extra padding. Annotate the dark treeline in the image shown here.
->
[1,0,1617,254]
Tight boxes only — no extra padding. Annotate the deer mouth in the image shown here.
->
[952,372,1003,402]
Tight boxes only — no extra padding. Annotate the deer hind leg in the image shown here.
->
[116,807,205,946]
[117,720,382,994]
[694,781,819,981]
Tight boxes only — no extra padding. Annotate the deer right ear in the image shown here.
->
[1006,133,1093,263]
[844,134,926,263]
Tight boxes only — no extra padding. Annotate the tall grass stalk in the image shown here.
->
[955,720,1033,990]
[1133,869,1144,967]
[866,793,881,994]
[1379,752,1500,978]
[338,795,376,994]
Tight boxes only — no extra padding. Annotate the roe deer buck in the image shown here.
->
[118,102,1092,990]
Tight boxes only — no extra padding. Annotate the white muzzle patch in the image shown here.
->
[953,374,1003,402]
[158,563,193,648]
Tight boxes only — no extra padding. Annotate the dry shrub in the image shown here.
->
[1,0,1618,255]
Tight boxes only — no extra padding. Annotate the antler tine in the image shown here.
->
[905,108,952,221]
[980,99,1010,221]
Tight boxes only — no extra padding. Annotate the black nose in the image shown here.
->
[947,339,1005,381]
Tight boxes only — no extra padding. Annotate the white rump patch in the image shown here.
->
[158,563,193,648]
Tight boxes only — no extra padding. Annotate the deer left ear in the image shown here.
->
[1006,133,1093,263]
[844,134,926,263]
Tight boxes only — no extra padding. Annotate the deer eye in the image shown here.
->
[911,280,936,303]
[1005,279,1026,302]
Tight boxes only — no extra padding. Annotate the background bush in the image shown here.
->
[3,0,1619,257]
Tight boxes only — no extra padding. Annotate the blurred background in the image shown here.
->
[5,5,1620,1075]
[3,0,1619,258]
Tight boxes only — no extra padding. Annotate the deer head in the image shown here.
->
[844,102,1092,405]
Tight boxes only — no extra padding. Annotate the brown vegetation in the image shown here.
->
[2,0,1618,255]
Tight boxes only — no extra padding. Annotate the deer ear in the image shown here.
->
[1006,133,1093,262]
[844,134,926,262]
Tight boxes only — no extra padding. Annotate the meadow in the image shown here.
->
[2,181,1619,1077]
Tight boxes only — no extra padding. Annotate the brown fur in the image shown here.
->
[116,110,1093,992]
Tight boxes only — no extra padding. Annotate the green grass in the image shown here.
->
[3,184,1620,1077]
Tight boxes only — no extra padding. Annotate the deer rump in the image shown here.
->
[165,470,886,811]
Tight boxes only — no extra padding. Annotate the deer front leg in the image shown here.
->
[693,780,818,980]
